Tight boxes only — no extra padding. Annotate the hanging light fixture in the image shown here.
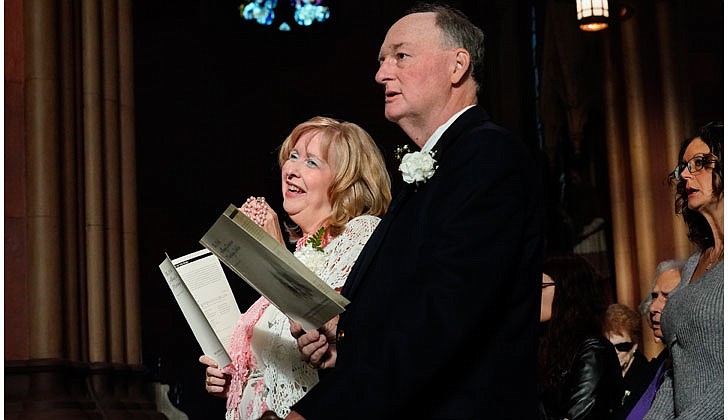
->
[576,0,609,32]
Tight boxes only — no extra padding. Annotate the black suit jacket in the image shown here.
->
[613,349,669,420]
[294,106,544,419]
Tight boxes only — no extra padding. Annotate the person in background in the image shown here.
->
[199,116,392,420]
[621,259,684,420]
[643,260,687,344]
[284,3,544,419]
[645,122,723,419]
[538,253,623,420]
[602,303,649,419]
[604,303,646,378]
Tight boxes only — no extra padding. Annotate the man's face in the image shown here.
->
[648,269,682,342]
[374,12,456,128]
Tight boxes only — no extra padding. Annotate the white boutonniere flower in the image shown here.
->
[396,145,438,185]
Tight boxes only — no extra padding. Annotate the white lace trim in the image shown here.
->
[233,215,380,419]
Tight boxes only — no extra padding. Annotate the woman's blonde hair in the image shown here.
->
[278,116,392,239]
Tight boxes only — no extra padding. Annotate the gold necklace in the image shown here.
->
[704,246,724,271]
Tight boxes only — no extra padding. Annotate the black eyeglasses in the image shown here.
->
[541,283,555,289]
[673,154,718,181]
[613,342,634,352]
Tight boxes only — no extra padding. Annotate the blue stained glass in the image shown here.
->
[239,0,330,29]
[241,0,277,25]
[293,2,330,26]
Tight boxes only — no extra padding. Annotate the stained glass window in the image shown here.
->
[239,0,330,31]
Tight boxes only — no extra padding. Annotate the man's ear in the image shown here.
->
[451,49,471,84]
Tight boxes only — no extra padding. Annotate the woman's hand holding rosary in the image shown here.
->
[240,196,285,245]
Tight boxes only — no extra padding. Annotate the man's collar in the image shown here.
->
[421,105,476,153]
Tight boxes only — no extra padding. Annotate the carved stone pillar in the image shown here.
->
[5,0,165,417]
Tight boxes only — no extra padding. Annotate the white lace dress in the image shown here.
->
[224,215,380,420]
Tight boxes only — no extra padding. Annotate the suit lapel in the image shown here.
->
[341,182,413,298]
[429,106,489,162]
[341,106,490,299]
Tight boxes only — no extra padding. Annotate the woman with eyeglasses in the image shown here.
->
[538,253,624,420]
[644,122,724,420]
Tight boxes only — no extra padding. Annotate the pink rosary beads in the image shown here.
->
[240,196,267,227]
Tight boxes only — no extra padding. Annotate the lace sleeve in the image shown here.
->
[252,215,381,418]
[319,215,380,290]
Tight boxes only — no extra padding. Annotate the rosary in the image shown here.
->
[240,196,267,227]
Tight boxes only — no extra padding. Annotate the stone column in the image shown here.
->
[5,0,165,417]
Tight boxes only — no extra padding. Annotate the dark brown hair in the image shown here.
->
[669,121,723,251]
[538,253,609,395]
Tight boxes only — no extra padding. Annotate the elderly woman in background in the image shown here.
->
[645,122,723,420]
[602,303,649,419]
[603,303,646,377]
[538,253,624,420]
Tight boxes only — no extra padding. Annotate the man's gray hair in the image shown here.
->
[405,3,485,92]
[639,258,686,315]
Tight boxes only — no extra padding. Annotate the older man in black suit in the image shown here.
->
[283,4,544,419]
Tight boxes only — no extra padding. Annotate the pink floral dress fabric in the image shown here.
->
[222,215,380,419]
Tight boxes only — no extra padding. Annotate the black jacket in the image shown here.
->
[612,349,668,419]
[541,336,624,420]
[294,106,544,419]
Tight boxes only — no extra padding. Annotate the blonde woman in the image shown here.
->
[199,116,391,420]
